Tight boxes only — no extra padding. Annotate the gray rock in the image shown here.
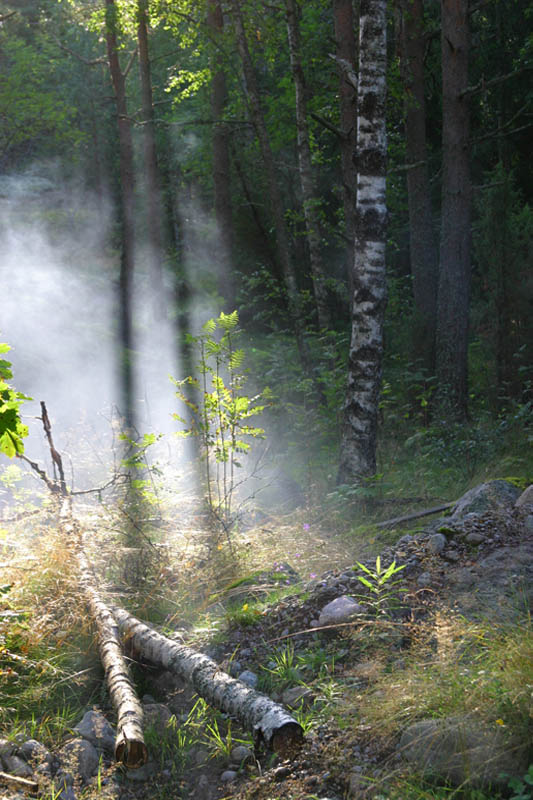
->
[465,532,486,545]
[451,480,521,520]
[318,596,363,626]
[228,660,242,677]
[417,572,431,587]
[525,515,533,533]
[396,534,413,547]
[220,769,238,783]
[443,549,460,562]
[58,738,99,784]
[428,533,447,554]
[74,710,115,754]
[125,760,158,781]
[143,703,173,735]
[399,716,527,787]
[230,745,253,764]
[282,686,314,709]
[238,670,259,688]
[19,739,52,768]
[0,739,15,757]
[515,484,533,508]
[1,754,33,778]
[448,568,475,588]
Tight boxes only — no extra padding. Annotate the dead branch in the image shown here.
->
[310,111,348,140]
[77,550,148,768]
[112,607,304,756]
[328,53,358,91]
[40,402,67,495]
[0,771,38,792]
[375,502,454,529]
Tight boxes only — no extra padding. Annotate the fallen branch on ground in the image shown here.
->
[112,607,304,756]
[375,502,453,529]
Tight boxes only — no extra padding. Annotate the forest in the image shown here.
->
[0,0,532,799]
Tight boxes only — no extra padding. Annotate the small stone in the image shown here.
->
[0,739,16,757]
[443,550,460,562]
[142,694,156,704]
[524,515,533,533]
[417,572,431,587]
[428,533,447,554]
[74,710,116,754]
[396,534,413,547]
[228,660,242,677]
[238,670,258,688]
[449,568,475,588]
[220,769,238,783]
[1,754,33,778]
[282,686,314,709]
[273,765,290,780]
[58,739,99,783]
[230,745,253,764]
[318,596,363,626]
[465,532,486,545]
[125,760,158,781]
[19,739,52,767]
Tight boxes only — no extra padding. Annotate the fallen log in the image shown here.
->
[112,606,304,756]
[78,552,148,768]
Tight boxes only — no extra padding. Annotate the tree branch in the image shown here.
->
[328,53,358,91]
[310,111,348,140]
[460,65,533,98]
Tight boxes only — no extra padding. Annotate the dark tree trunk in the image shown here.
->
[333,0,358,296]
[137,0,164,297]
[400,0,439,371]
[105,0,136,431]
[435,0,471,418]
[285,0,331,331]
[208,0,235,308]
[338,0,388,484]
[230,0,311,373]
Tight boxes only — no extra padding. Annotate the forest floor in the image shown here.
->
[1,479,532,800]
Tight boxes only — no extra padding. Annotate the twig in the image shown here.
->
[310,111,348,140]
[0,772,38,792]
[375,502,454,529]
[40,402,67,495]
[16,454,58,494]
[460,65,533,98]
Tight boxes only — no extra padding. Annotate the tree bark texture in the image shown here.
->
[137,0,164,297]
[400,0,438,370]
[338,0,388,484]
[78,552,148,768]
[333,0,358,295]
[435,0,471,418]
[105,0,136,430]
[285,0,331,330]
[208,0,235,308]
[230,0,311,373]
[112,607,304,755]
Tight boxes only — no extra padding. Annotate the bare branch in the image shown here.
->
[50,35,106,66]
[310,111,348,140]
[328,53,358,91]
[460,65,533,98]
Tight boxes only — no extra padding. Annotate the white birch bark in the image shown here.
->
[78,552,148,768]
[338,0,388,483]
[112,607,303,755]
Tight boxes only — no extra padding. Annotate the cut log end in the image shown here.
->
[271,722,304,757]
[115,736,149,769]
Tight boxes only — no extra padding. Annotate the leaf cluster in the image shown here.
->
[0,344,31,459]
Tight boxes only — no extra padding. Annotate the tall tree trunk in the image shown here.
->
[435,0,471,418]
[338,0,388,484]
[333,0,358,296]
[137,0,164,298]
[105,0,136,430]
[208,0,235,309]
[285,0,331,331]
[400,0,438,372]
[230,0,311,372]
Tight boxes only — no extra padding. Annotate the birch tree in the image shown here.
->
[338,0,387,484]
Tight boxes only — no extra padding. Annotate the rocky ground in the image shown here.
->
[1,480,532,800]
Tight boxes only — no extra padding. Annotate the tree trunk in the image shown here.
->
[208,0,235,308]
[285,0,331,331]
[78,551,148,768]
[105,0,136,430]
[230,0,311,373]
[338,0,388,484]
[333,0,358,296]
[137,0,164,298]
[112,607,303,755]
[400,0,438,371]
[435,0,471,418]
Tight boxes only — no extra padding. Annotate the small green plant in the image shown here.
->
[260,643,302,689]
[172,311,269,544]
[507,765,533,800]
[0,341,31,458]
[353,555,406,614]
